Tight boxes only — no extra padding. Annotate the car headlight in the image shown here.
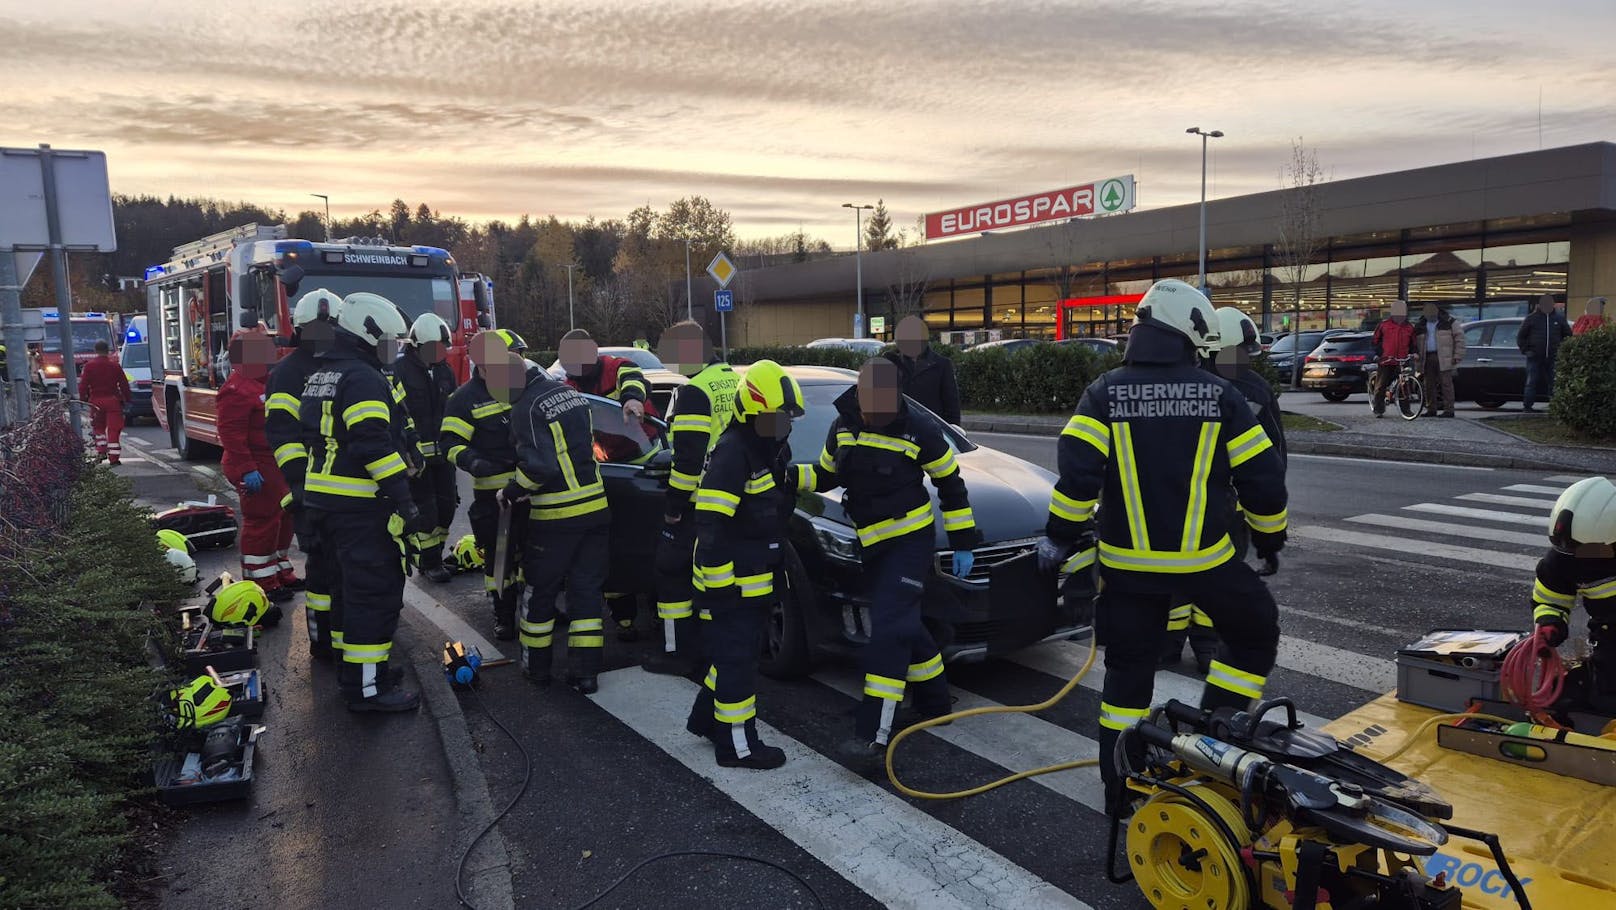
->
[809,516,860,564]
[43,363,63,377]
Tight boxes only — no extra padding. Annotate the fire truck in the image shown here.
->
[145,224,489,459]
[29,308,117,394]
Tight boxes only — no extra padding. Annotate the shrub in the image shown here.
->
[1550,326,1616,439]
[955,343,1113,413]
[729,345,871,371]
[1250,355,1286,402]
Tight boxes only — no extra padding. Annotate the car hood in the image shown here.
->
[808,446,1055,548]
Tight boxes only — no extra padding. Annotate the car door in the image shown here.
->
[1453,323,1493,402]
[583,395,673,596]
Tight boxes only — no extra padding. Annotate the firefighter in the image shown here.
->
[798,358,980,764]
[79,340,130,464]
[646,320,738,676]
[395,313,459,583]
[502,353,611,693]
[218,328,296,607]
[1532,476,1616,713]
[301,291,430,712]
[1038,278,1288,813]
[442,329,528,640]
[685,359,803,769]
[266,288,343,657]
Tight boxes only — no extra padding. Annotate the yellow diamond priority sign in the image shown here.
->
[706,251,737,289]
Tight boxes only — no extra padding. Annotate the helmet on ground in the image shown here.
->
[166,548,199,585]
[1550,477,1616,557]
[157,528,195,555]
[171,674,232,729]
[736,360,805,419]
[1134,279,1220,356]
[209,579,270,626]
[1214,307,1260,355]
[292,288,342,327]
[492,329,527,353]
[408,313,452,347]
[337,292,409,346]
[452,534,485,571]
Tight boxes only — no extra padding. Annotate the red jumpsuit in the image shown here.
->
[78,353,130,463]
[217,370,295,592]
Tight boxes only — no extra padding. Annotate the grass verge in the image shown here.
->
[1486,415,1616,449]
[1282,412,1343,432]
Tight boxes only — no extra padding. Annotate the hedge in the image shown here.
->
[1550,326,1616,440]
[955,343,1118,413]
[728,345,872,371]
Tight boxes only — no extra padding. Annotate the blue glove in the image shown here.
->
[951,549,975,578]
[242,470,264,494]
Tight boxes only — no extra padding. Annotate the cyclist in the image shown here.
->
[1370,300,1417,418]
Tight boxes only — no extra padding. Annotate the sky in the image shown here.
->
[4,0,1614,243]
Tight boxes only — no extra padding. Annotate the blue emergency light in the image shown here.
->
[144,265,167,280]
[126,327,142,343]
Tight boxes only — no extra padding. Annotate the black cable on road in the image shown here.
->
[456,686,533,910]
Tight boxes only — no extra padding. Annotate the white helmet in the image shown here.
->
[292,288,342,328]
[338,292,409,346]
[165,547,199,585]
[1134,279,1220,356]
[1550,477,1616,557]
[1215,307,1260,354]
[408,313,452,347]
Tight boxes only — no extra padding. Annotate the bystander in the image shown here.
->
[1414,303,1465,418]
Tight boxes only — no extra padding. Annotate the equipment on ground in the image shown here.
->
[206,577,271,626]
[443,641,482,688]
[165,546,200,585]
[450,533,484,572]
[168,672,232,730]
[157,527,194,554]
[151,498,238,550]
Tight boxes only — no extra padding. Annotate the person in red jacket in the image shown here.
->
[1370,299,1418,417]
[218,329,296,604]
[79,340,131,464]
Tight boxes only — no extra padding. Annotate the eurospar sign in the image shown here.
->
[924,175,1136,240]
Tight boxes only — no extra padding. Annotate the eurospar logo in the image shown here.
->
[924,175,1135,240]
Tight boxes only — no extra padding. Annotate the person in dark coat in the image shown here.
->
[1516,294,1573,412]
[883,315,960,425]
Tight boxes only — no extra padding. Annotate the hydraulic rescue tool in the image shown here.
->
[1112,698,1530,910]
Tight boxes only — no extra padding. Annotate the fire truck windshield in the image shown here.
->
[42,321,114,354]
[297,274,456,323]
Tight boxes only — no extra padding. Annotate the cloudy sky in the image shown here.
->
[5,0,1613,241]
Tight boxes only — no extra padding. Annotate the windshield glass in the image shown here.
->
[42,321,113,354]
[602,348,665,370]
[1267,332,1322,355]
[787,381,976,465]
[120,343,151,368]
[295,274,455,323]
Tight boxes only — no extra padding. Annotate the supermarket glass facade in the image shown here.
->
[898,215,1570,341]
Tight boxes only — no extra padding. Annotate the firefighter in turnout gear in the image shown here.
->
[503,355,612,693]
[1532,476,1616,713]
[1039,278,1288,812]
[217,329,296,607]
[646,320,739,677]
[442,329,529,641]
[265,288,343,658]
[685,360,802,769]
[301,292,431,712]
[799,358,980,766]
[396,313,459,583]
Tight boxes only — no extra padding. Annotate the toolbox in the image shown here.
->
[218,668,267,719]
[1395,629,1525,713]
[154,717,265,806]
[178,606,257,674]
[1438,699,1616,787]
[151,497,238,551]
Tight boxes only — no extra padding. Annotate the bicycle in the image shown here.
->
[1369,354,1424,420]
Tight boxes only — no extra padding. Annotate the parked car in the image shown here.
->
[586,364,1089,678]
[1300,333,1375,401]
[1265,330,1351,381]
[547,346,684,414]
[969,338,1042,353]
[1453,317,1527,409]
[119,341,155,422]
[1054,337,1120,355]
[807,337,886,357]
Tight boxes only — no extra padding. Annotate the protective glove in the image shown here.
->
[1257,553,1280,577]
[241,470,264,494]
[623,398,645,423]
[951,549,975,578]
[1537,615,1569,648]
[398,501,433,536]
[467,457,503,478]
[1252,529,1287,561]
[496,480,528,509]
[1036,536,1072,575]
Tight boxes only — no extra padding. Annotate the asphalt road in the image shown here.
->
[124,419,1581,910]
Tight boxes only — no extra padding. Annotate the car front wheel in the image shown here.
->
[760,544,814,680]
[1474,396,1505,410]
[1321,390,1351,402]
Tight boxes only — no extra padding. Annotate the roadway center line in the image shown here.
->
[591,669,1089,910]
[1455,493,1557,510]
[1345,513,1546,548]
[1289,453,1493,471]
[1289,525,1537,572]
[1402,503,1547,528]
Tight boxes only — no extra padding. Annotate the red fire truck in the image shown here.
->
[145,224,488,459]
[29,309,117,394]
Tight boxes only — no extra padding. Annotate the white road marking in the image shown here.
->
[1345,513,1546,548]
[969,430,1063,443]
[812,668,1108,814]
[401,581,507,664]
[1289,525,1537,572]
[1276,636,1397,694]
[1279,603,1401,636]
[1456,493,1556,510]
[1289,453,1492,471]
[1402,503,1548,528]
[1503,484,1577,496]
[1545,475,1601,484]
[126,435,152,448]
[591,669,1089,910]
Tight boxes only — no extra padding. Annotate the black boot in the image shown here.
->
[687,686,715,738]
[490,591,515,641]
[714,720,786,770]
[1159,630,1188,668]
[566,674,599,695]
[645,615,700,676]
[835,738,885,772]
[421,548,452,584]
[1188,628,1219,677]
[346,687,421,713]
[522,644,553,686]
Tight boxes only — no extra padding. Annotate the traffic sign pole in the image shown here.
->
[39,146,84,437]
[0,248,30,424]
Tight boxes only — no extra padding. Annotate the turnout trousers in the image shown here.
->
[687,551,778,760]
[468,489,526,626]
[310,507,407,701]
[1097,556,1280,809]
[519,521,609,681]
[89,396,124,461]
[408,461,458,572]
[654,504,701,662]
[236,473,294,595]
[295,508,341,658]
[855,531,949,746]
[1163,519,1250,660]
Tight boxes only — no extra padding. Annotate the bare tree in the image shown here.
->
[885,227,932,321]
[1275,138,1326,386]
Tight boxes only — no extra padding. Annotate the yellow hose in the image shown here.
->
[1358,711,1520,765]
[885,635,1102,800]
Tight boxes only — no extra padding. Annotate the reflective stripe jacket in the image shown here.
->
[79,353,130,403]
[693,421,793,597]
[298,339,413,513]
[216,370,272,482]
[265,347,320,494]
[441,374,519,492]
[1230,368,1286,465]
[1531,550,1616,625]
[804,386,978,550]
[507,366,610,527]
[393,351,455,463]
[1047,363,1287,582]
[566,355,650,408]
[666,360,739,510]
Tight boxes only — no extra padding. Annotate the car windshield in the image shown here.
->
[786,381,976,465]
[599,348,665,370]
[120,343,150,368]
[1268,332,1323,355]
[294,273,456,323]
[42,320,113,354]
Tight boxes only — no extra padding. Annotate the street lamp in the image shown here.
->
[683,237,693,320]
[1185,127,1223,291]
[842,203,874,338]
[561,263,578,330]
[310,193,332,241]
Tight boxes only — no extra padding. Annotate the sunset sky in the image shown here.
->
[5,0,1613,241]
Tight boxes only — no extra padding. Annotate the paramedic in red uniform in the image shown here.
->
[79,340,130,464]
[218,329,296,604]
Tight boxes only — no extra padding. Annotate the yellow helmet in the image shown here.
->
[171,675,232,729]
[492,328,527,353]
[452,534,485,571]
[209,580,270,626]
[736,360,804,420]
[157,528,194,555]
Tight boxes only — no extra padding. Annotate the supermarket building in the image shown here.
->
[714,142,1616,346]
